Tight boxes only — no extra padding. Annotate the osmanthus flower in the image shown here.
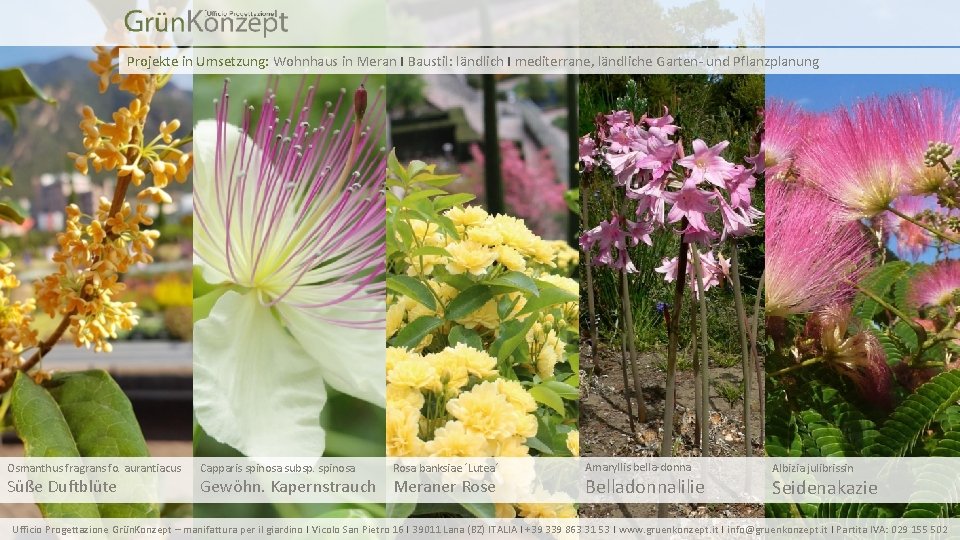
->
[765,181,874,317]
[907,259,960,310]
[193,80,386,457]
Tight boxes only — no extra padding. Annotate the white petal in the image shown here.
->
[276,287,386,408]
[194,290,327,457]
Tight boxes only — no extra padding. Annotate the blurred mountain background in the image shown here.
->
[0,55,192,198]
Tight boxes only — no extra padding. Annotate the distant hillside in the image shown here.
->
[0,56,192,198]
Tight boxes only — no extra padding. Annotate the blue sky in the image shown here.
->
[766,74,960,112]
[768,74,959,263]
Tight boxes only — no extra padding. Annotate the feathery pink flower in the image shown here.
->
[763,99,808,180]
[765,181,874,317]
[883,195,934,261]
[891,90,960,195]
[908,259,960,309]
[800,97,905,219]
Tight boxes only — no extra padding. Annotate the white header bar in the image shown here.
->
[5,0,960,47]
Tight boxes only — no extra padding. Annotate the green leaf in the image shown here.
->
[386,502,416,519]
[11,373,99,519]
[852,261,910,321]
[0,202,25,224]
[484,271,540,296]
[448,325,483,350]
[865,371,960,457]
[386,150,407,185]
[0,241,9,259]
[434,193,475,210]
[529,384,565,414]
[390,316,442,349]
[444,285,493,321]
[541,380,579,400]
[517,282,577,316]
[44,371,157,518]
[460,502,495,518]
[387,275,436,310]
[0,103,17,129]
[11,371,157,519]
[400,188,447,207]
[525,436,554,455]
[409,246,449,258]
[0,68,55,128]
[492,316,538,362]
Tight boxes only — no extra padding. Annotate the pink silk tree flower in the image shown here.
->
[765,181,874,317]
[883,195,934,261]
[763,99,808,181]
[908,259,960,310]
[800,97,905,220]
[676,139,736,189]
[804,305,893,409]
[892,90,960,195]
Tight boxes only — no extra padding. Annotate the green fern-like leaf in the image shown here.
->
[852,261,910,321]
[864,371,960,457]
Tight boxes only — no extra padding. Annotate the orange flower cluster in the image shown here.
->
[68,46,192,206]
[0,263,38,376]
[35,201,159,353]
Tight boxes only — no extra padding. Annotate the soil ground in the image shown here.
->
[579,342,764,518]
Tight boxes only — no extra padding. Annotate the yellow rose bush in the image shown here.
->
[385,153,579,519]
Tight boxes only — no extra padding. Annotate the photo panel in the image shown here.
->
[578,74,765,518]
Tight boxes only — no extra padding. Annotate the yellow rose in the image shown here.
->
[445,240,498,276]
[425,420,491,457]
[386,407,424,457]
[566,430,579,456]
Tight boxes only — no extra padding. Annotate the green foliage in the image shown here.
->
[386,74,426,117]
[0,68,55,129]
[11,371,157,519]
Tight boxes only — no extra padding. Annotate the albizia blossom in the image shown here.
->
[763,99,808,180]
[800,97,904,219]
[883,195,934,261]
[891,90,960,195]
[193,80,386,457]
[908,259,960,310]
[765,181,873,317]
